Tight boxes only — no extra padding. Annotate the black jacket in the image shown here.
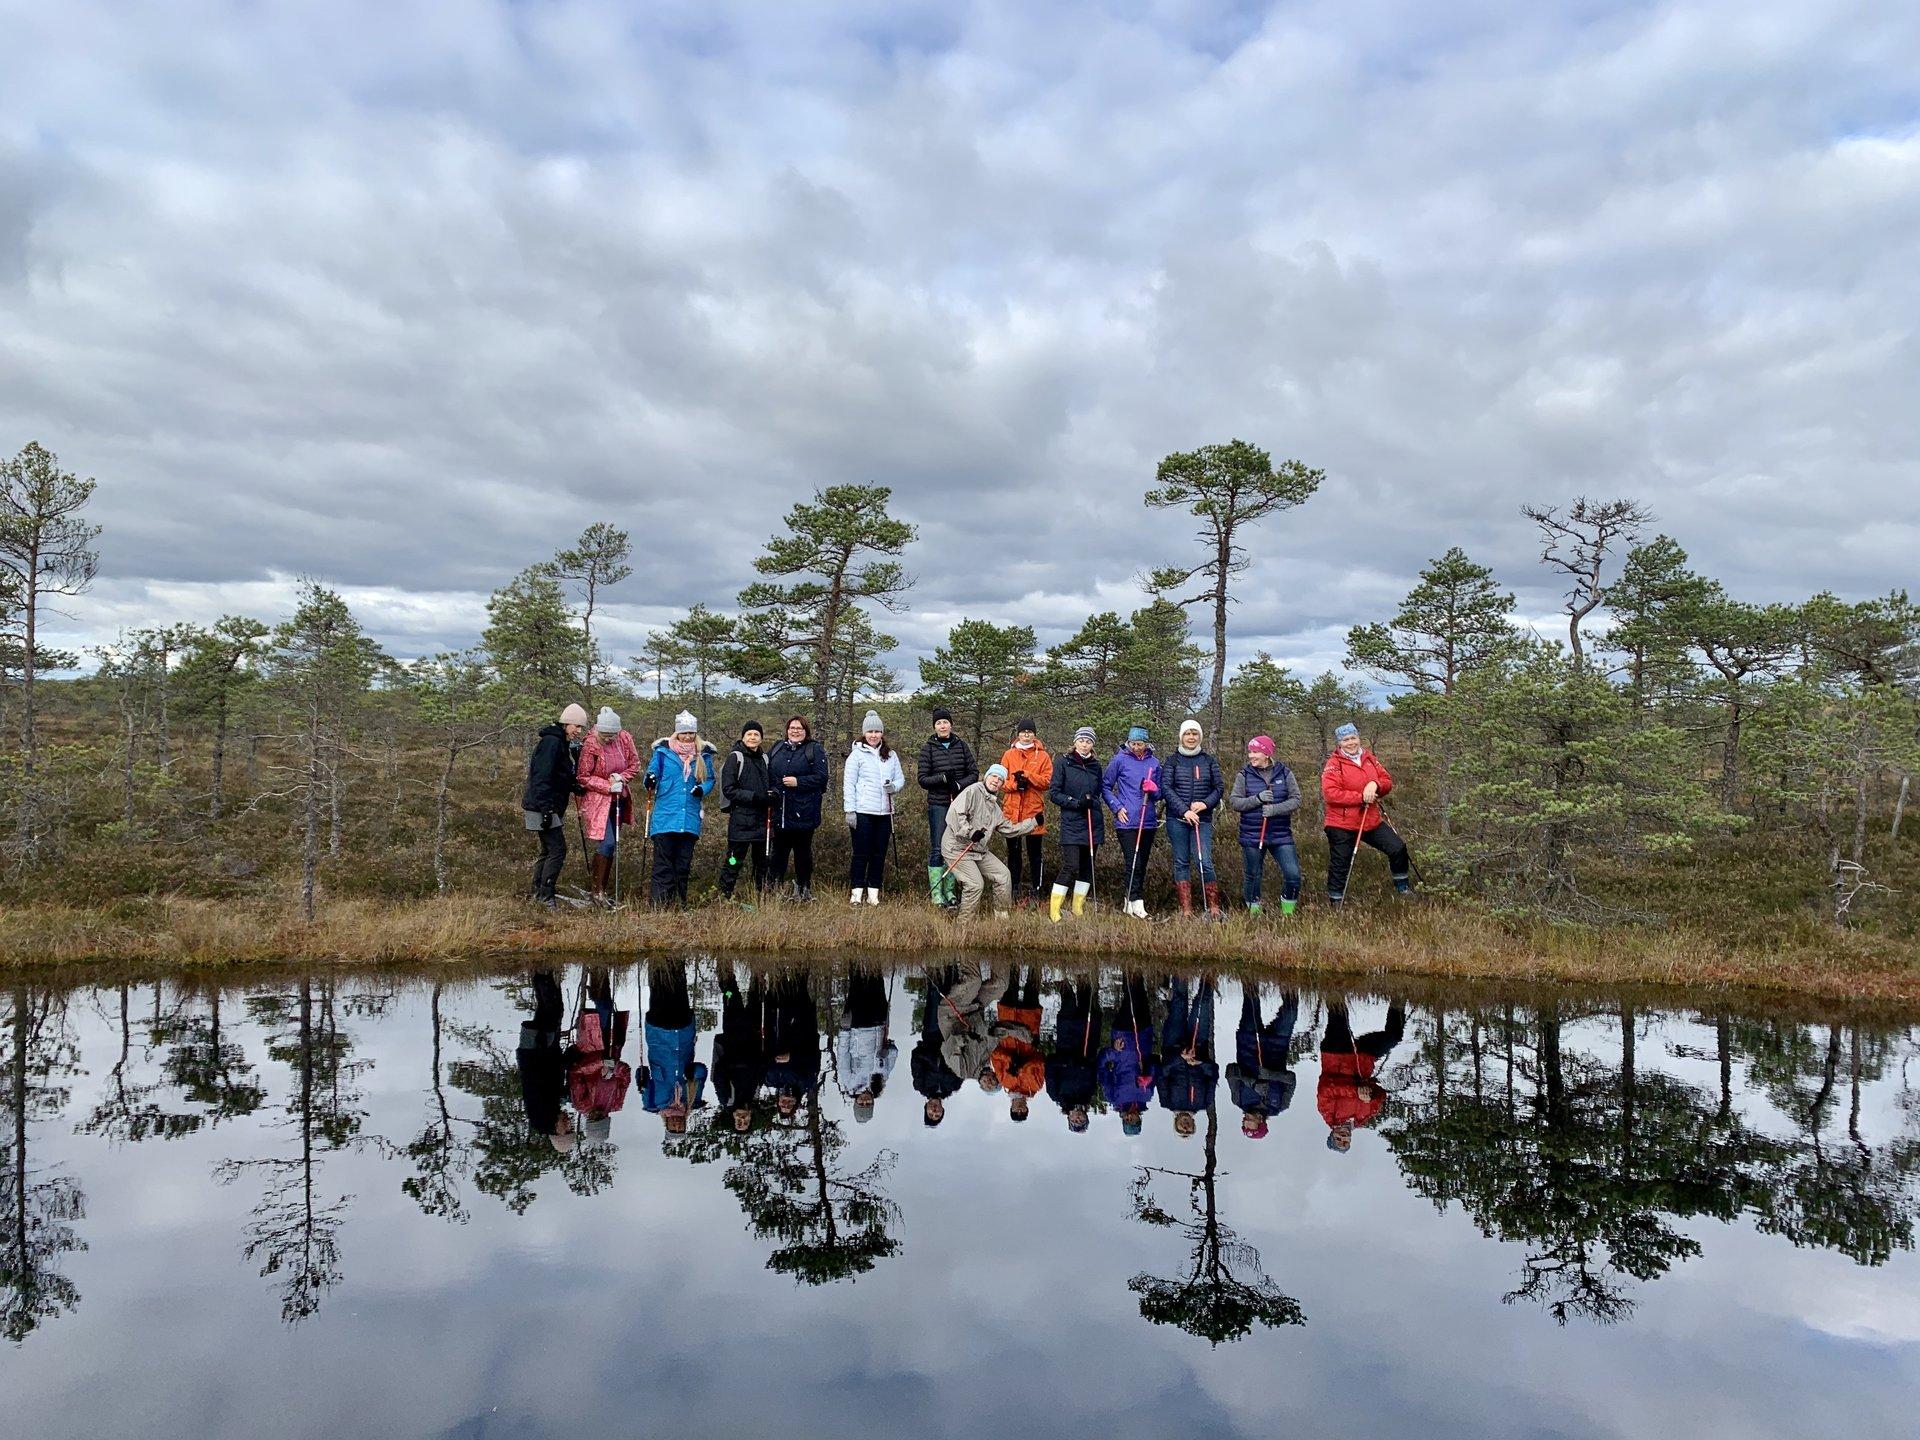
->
[720,743,776,844]
[916,732,979,801]
[521,723,583,816]
[767,738,829,831]
[1047,748,1107,846]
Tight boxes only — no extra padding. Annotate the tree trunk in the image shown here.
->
[209,694,228,822]
[16,545,38,853]
[1852,760,1870,868]
[327,740,342,859]
[1891,772,1909,838]
[433,745,456,893]
[302,703,320,922]
[121,698,138,826]
[1208,540,1229,742]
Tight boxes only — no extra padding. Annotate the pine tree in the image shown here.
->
[916,619,1037,744]
[483,567,584,719]
[542,522,631,707]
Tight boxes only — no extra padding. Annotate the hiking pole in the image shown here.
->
[610,779,622,911]
[1086,808,1097,915]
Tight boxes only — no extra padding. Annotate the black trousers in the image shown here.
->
[531,824,567,901]
[1116,827,1158,902]
[1324,822,1409,899]
[1323,999,1406,1059]
[770,827,815,891]
[720,839,767,897]
[650,832,697,905]
[850,814,891,890]
[1006,833,1044,895]
[1056,843,1095,886]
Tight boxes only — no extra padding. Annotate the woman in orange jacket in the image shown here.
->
[998,718,1054,907]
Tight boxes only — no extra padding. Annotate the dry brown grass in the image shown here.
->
[3,887,1917,1009]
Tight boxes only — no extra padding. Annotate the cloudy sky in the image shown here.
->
[3,0,1916,687]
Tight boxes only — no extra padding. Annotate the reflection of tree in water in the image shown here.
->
[157,988,266,1127]
[213,979,365,1323]
[444,1014,614,1215]
[79,984,206,1144]
[1383,1002,1918,1325]
[403,982,474,1222]
[2,986,86,1343]
[1128,1107,1302,1344]
[670,1101,899,1285]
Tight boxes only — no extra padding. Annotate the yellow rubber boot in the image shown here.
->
[1072,881,1089,915]
[1048,885,1067,923]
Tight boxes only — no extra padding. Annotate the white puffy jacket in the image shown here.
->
[843,742,906,817]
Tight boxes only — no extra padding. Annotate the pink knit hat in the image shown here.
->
[1247,735,1275,758]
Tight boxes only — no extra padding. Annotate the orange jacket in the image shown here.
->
[999,743,1054,833]
[992,1003,1045,1095]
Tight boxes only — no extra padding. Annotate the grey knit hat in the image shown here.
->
[1074,726,1096,744]
[862,710,884,733]
[674,710,698,734]
[595,706,621,734]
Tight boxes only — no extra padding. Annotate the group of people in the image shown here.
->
[521,704,1416,916]
[516,961,1409,1154]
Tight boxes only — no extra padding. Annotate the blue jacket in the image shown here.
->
[638,1021,709,1112]
[1102,746,1164,831]
[645,739,719,837]
[1229,760,1302,845]
[767,738,829,831]
[1048,748,1107,846]
[1226,1063,1296,1117]
[1159,748,1224,817]
[1156,1057,1219,1113]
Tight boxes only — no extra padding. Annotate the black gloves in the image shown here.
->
[970,828,988,844]
[1014,774,1029,791]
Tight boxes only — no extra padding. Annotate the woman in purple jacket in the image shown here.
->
[1102,726,1163,920]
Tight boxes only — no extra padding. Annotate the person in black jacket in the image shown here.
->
[916,708,978,907]
[719,720,775,900]
[912,963,965,1127]
[1046,970,1102,1132]
[1047,727,1106,921]
[516,969,574,1151]
[767,715,829,901]
[522,702,590,907]
[714,961,767,1132]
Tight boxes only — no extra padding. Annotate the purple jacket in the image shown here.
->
[1102,746,1164,831]
[1097,1031,1157,1111]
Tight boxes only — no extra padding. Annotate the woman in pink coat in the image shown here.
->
[577,707,640,905]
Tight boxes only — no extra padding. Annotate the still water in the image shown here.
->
[2,958,1916,1438]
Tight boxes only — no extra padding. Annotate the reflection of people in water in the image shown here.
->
[837,961,898,1124]
[715,962,767,1133]
[991,966,1046,1123]
[939,964,1009,1095]
[1227,986,1299,1139]
[1317,998,1406,1153]
[638,961,708,1134]
[912,965,965,1127]
[762,971,822,1121]
[568,973,633,1144]
[1157,975,1218,1137]
[1046,972,1102,1132]
[1099,971,1158,1135]
[517,970,574,1152]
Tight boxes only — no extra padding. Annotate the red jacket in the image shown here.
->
[1321,748,1392,832]
[1316,1050,1386,1128]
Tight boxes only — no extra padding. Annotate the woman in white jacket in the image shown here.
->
[843,709,906,904]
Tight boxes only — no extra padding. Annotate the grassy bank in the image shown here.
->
[3,890,1917,1008]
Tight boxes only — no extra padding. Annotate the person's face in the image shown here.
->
[1128,739,1147,758]
[978,1069,1001,1093]
[1016,728,1036,746]
[732,1107,753,1132]
[665,1114,688,1135]
[1074,737,1094,758]
[555,1112,574,1135]
[1180,727,1201,747]
[786,720,806,743]
[925,1098,945,1124]
[984,772,1004,794]
[1242,1113,1263,1136]
[1174,1111,1196,1137]
[1332,1123,1354,1151]
[1247,747,1269,769]
[675,728,696,744]
[864,727,883,746]
[1068,1106,1088,1128]
[742,729,762,751]
[1340,733,1363,757]
[1010,1096,1029,1119]
[563,723,586,742]
[934,718,952,739]
[854,1088,873,1106]
[776,1093,798,1117]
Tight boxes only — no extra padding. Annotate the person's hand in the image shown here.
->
[1182,1046,1198,1062]
[610,774,624,793]
[970,828,988,844]
[1259,788,1274,803]
[1362,781,1378,803]
[690,784,704,797]
[783,775,797,787]
[1015,773,1029,791]
[1116,807,1130,826]
[644,774,658,792]
[845,812,858,829]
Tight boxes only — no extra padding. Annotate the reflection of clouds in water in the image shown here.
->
[3,967,1917,1439]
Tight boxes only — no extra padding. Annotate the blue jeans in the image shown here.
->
[926,802,949,865]
[1162,976,1216,1052]
[1167,816,1215,883]
[1241,840,1300,904]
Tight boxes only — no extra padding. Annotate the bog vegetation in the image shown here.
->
[1,438,1915,969]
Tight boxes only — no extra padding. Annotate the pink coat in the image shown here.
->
[576,730,641,841]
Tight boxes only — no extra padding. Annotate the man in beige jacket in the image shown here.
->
[940,764,1038,919]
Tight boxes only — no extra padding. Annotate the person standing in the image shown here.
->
[637,960,708,1136]
[940,765,1039,919]
[1099,970,1158,1135]
[916,707,978,908]
[1161,719,1225,918]
[1317,997,1407,1153]
[997,718,1053,908]
[1047,726,1105,922]
[575,707,640,907]
[763,972,822,1122]
[836,961,899,1124]
[1227,734,1304,916]
[937,963,1010,1091]
[767,715,828,900]
[843,710,906,905]
[713,962,767,1134]
[516,968,573,1149]
[644,710,718,906]
[1103,726,1163,920]
[1046,971,1102,1132]
[1227,985,1299,1139]
[719,719,775,901]
[1321,722,1414,905]
[1156,974,1219,1136]
[990,966,1046,1123]
[913,964,966,1128]
[522,702,589,909]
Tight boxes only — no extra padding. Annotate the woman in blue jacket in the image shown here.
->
[1047,726,1106,922]
[644,709,719,906]
[1102,726,1163,920]
[1226,734,1303,915]
[766,714,829,901]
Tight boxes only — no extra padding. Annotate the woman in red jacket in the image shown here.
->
[1320,722,1413,905]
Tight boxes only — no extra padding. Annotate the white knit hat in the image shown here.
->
[674,710,698,734]
[595,706,621,734]
[559,703,589,726]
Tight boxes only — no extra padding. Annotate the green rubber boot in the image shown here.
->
[1280,897,1298,916]
[1247,901,1262,917]
[927,866,944,905]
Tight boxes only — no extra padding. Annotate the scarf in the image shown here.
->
[1178,741,1202,757]
[668,734,698,776]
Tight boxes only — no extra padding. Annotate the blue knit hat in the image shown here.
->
[1334,722,1359,742]
[985,763,1009,782]
[1127,725,1149,743]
